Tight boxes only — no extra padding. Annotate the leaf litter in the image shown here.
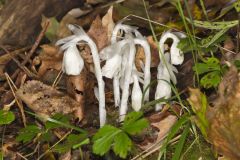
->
[1,0,240,159]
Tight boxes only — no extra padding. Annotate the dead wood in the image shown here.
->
[0,0,84,47]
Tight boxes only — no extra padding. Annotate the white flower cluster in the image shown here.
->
[56,22,185,127]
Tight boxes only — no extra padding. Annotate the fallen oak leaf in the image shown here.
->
[66,70,86,121]
[147,36,160,67]
[87,15,109,50]
[188,67,240,160]
[102,6,115,43]
[207,66,240,160]
[138,108,178,150]
[16,80,83,121]
[36,45,62,77]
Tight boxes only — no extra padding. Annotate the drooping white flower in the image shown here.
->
[61,44,84,75]
[131,74,143,111]
[111,20,141,43]
[56,24,106,127]
[100,40,129,78]
[101,54,122,78]
[56,34,85,76]
[159,31,185,65]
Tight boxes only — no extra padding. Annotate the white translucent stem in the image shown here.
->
[119,41,136,121]
[75,34,106,127]
[113,76,120,107]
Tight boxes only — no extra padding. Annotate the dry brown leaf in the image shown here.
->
[135,46,145,71]
[135,36,161,71]
[102,6,115,43]
[16,80,83,121]
[66,71,86,121]
[59,151,71,160]
[37,45,62,77]
[139,109,177,150]
[151,115,177,142]
[147,36,160,67]
[87,15,109,50]
[2,139,18,160]
[207,66,240,160]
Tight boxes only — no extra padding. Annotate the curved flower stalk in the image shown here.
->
[159,31,185,65]
[111,21,141,43]
[155,31,185,111]
[56,24,106,127]
[133,38,151,102]
[155,54,172,111]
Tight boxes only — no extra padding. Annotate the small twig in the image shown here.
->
[237,13,240,53]
[131,135,181,160]
[0,46,31,64]
[0,45,37,78]
[5,73,27,127]
[37,131,72,160]
[24,143,40,158]
[52,70,63,87]
[3,99,16,111]
[6,20,50,82]
[16,152,28,160]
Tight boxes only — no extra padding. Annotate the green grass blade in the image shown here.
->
[171,123,190,160]
[158,115,190,160]
[25,111,87,134]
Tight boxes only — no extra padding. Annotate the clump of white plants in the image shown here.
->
[56,21,186,126]
[100,21,151,121]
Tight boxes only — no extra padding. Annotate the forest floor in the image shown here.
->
[0,0,240,160]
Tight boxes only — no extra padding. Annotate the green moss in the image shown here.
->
[181,135,215,160]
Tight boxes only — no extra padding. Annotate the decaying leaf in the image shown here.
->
[147,36,160,67]
[66,71,86,115]
[139,108,178,150]
[189,66,240,160]
[188,88,209,138]
[16,80,83,121]
[134,36,161,71]
[87,16,109,50]
[207,66,240,160]
[151,115,177,142]
[102,6,115,41]
[2,139,18,160]
[36,45,62,77]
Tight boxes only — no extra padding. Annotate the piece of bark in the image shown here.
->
[0,0,84,47]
